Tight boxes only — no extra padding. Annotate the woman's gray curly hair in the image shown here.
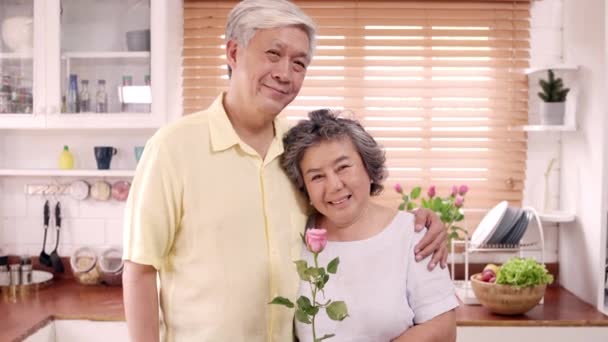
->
[281,109,387,199]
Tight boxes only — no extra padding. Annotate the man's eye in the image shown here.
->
[267,50,280,56]
[337,164,350,172]
[311,174,324,181]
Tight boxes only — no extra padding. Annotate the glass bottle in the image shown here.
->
[79,80,90,112]
[95,80,108,113]
[66,74,79,113]
[143,75,151,113]
[121,75,133,112]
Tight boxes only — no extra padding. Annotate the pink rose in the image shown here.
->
[458,184,469,196]
[455,195,464,208]
[451,185,458,197]
[306,228,328,254]
[427,185,436,198]
[394,183,403,194]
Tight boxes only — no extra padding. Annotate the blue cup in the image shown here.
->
[134,146,144,163]
[94,146,117,170]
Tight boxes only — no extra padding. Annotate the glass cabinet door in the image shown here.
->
[0,0,36,118]
[57,0,151,117]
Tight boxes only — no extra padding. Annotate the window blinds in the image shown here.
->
[182,0,530,233]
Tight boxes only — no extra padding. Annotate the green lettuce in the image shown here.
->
[496,257,554,288]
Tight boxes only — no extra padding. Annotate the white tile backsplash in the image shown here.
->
[0,177,127,256]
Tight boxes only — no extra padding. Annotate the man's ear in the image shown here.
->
[226,39,238,71]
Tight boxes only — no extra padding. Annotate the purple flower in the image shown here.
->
[427,185,436,198]
[451,185,458,197]
[455,196,464,208]
[394,183,403,194]
[458,184,469,196]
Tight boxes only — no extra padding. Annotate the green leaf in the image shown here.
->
[269,296,294,308]
[316,334,336,341]
[327,257,340,274]
[316,273,330,290]
[402,194,409,203]
[296,296,313,310]
[295,309,311,324]
[495,257,554,287]
[406,202,415,211]
[294,260,309,281]
[421,198,429,208]
[432,197,442,211]
[305,267,325,279]
[296,296,319,315]
[398,202,406,211]
[410,186,422,199]
[326,301,349,321]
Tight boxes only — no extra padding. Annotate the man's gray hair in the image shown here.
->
[225,0,317,76]
[281,109,387,200]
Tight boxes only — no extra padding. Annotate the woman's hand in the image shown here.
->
[411,208,448,270]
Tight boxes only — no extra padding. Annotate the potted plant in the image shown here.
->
[538,69,570,125]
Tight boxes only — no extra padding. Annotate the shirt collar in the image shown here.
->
[208,93,286,162]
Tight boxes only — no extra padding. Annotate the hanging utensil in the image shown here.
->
[50,201,64,273]
[39,200,52,267]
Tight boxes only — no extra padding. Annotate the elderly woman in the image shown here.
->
[281,109,459,341]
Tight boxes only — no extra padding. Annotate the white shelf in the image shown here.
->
[526,65,579,74]
[61,51,150,59]
[0,169,135,177]
[538,211,576,223]
[0,52,33,59]
[509,125,577,132]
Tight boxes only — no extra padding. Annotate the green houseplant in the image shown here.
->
[537,69,570,125]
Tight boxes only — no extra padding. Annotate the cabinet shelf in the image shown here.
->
[526,65,579,74]
[61,51,150,59]
[509,125,577,132]
[537,211,576,223]
[0,169,135,177]
[0,52,33,60]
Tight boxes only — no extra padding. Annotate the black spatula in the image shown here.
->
[50,201,64,273]
[39,200,52,267]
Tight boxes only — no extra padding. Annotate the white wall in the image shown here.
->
[558,0,607,309]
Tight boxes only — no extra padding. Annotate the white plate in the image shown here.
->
[471,200,508,246]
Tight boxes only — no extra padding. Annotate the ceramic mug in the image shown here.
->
[94,146,117,170]
[134,146,144,163]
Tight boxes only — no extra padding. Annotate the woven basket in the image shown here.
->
[470,273,546,315]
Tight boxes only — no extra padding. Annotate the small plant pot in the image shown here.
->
[539,102,565,125]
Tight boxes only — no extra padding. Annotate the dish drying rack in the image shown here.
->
[451,206,545,304]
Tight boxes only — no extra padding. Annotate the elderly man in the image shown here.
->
[122,1,449,341]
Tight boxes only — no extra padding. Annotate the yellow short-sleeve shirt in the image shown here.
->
[123,94,308,341]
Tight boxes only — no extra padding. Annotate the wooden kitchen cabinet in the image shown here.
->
[0,0,170,129]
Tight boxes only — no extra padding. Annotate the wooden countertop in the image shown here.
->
[1,278,124,342]
[1,279,608,341]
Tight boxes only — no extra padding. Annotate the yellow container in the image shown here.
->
[58,145,74,169]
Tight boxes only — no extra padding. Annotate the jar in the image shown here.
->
[9,264,20,285]
[98,247,123,286]
[20,264,32,285]
[0,265,9,286]
[70,247,100,285]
